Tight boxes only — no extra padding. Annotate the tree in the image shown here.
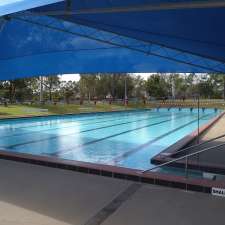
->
[95,74,114,99]
[208,74,225,99]
[197,74,214,98]
[110,74,134,99]
[145,74,169,99]
[170,74,188,98]
[184,73,198,97]
[1,78,38,103]
[79,75,98,102]
[132,75,146,98]
[1,73,225,104]
[60,81,79,104]
[44,76,60,101]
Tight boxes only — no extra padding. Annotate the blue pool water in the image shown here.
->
[0,108,222,170]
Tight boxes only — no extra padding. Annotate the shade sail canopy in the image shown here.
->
[0,0,225,80]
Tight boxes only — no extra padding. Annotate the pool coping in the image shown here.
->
[151,111,225,174]
[0,149,224,194]
[0,108,224,194]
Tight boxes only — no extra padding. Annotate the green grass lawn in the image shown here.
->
[0,103,131,118]
[0,100,224,119]
[30,103,130,114]
[0,105,51,118]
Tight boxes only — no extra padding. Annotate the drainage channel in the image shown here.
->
[83,183,142,225]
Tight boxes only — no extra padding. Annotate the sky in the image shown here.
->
[0,0,62,16]
[0,0,61,6]
[0,0,23,6]
[60,73,151,82]
[60,74,80,82]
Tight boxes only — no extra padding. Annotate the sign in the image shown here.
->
[212,188,225,197]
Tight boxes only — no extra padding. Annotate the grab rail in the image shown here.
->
[169,133,225,156]
[142,142,225,174]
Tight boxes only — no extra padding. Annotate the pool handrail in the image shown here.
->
[168,133,225,156]
[142,140,225,174]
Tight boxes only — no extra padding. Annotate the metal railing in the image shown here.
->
[169,133,225,156]
[142,133,225,178]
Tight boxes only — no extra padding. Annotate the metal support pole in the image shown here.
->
[223,76,225,101]
[185,156,189,179]
[124,75,127,108]
[196,76,201,166]
[40,76,44,104]
[196,94,201,167]
[185,156,189,191]
[197,95,200,144]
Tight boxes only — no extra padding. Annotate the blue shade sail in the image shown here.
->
[0,1,225,80]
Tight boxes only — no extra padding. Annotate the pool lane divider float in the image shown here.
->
[151,111,225,175]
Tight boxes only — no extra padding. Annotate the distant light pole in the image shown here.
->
[172,77,175,99]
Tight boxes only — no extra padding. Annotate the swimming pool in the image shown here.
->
[0,108,222,171]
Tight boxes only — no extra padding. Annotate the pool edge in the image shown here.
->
[0,149,224,194]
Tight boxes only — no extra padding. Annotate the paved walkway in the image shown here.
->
[199,114,225,143]
[0,159,225,225]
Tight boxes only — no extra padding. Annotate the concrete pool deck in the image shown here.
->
[0,159,225,225]
[190,112,225,149]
